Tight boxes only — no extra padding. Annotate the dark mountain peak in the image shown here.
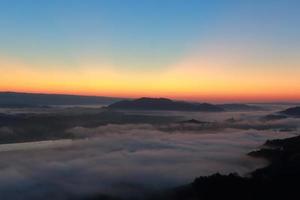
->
[179,119,211,124]
[135,97,173,103]
[108,97,224,112]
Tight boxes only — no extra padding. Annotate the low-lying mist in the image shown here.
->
[0,125,297,200]
[0,105,299,199]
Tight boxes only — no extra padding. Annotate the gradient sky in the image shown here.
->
[0,0,300,102]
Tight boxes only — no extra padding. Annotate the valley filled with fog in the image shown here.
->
[0,103,299,199]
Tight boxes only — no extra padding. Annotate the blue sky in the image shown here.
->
[2,0,298,69]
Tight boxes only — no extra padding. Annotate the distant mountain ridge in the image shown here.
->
[279,106,300,117]
[0,92,125,107]
[263,106,300,121]
[218,103,264,111]
[0,92,271,111]
[108,97,224,112]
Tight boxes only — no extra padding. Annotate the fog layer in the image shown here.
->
[0,125,296,199]
[0,105,299,199]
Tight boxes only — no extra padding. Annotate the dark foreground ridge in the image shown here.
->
[151,135,300,200]
[108,97,224,112]
[87,135,300,200]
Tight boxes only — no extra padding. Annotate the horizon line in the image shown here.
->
[1,90,300,105]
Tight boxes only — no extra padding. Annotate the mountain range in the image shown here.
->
[279,106,300,117]
[0,92,267,112]
[108,97,224,112]
[0,92,124,107]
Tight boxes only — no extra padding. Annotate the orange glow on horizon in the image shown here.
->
[1,51,300,103]
[2,87,300,103]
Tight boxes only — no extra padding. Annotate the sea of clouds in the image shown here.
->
[0,122,297,200]
[0,104,299,199]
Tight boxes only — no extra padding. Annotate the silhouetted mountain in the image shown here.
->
[279,106,300,117]
[147,135,300,200]
[218,103,264,111]
[179,119,211,124]
[108,97,224,112]
[0,92,125,107]
[263,106,300,121]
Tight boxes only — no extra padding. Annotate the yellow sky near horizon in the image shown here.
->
[1,52,300,103]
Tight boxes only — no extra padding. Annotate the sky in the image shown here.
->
[0,0,300,102]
